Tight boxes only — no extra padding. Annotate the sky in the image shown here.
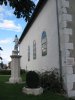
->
[0,0,39,65]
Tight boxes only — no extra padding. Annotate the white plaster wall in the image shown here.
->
[20,0,60,72]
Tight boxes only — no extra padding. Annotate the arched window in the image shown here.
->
[41,31,47,56]
[33,40,36,59]
[28,46,30,61]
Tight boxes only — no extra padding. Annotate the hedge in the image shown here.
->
[0,69,25,75]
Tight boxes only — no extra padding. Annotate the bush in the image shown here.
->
[40,70,64,93]
[26,71,40,88]
[20,69,26,75]
[0,70,11,75]
[0,69,25,75]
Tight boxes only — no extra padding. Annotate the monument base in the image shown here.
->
[22,87,43,95]
[8,49,23,84]
[9,77,22,83]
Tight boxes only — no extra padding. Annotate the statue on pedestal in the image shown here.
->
[8,35,22,83]
[13,35,19,51]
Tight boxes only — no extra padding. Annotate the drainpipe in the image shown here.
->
[56,0,62,79]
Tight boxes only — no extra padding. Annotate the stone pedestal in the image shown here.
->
[9,50,22,83]
[22,87,43,95]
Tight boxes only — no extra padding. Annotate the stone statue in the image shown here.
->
[9,35,22,83]
[13,35,19,51]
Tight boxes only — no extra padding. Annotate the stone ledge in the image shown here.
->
[22,87,43,95]
[62,14,72,21]
[65,50,70,57]
[63,28,72,35]
[66,57,74,65]
[62,7,67,13]
[62,0,69,8]
[65,43,73,50]
[62,21,67,27]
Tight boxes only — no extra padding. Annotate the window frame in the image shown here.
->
[41,31,47,56]
[33,40,36,59]
[28,46,30,61]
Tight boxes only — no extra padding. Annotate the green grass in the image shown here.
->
[0,75,73,100]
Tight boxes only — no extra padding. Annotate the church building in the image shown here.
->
[19,0,75,97]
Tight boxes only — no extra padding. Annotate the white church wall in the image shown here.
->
[20,0,60,72]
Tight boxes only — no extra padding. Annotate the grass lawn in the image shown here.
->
[0,75,73,100]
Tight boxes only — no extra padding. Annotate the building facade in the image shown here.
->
[19,0,75,97]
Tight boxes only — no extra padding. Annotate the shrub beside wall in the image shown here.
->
[20,69,26,75]
[26,71,40,88]
[40,70,64,93]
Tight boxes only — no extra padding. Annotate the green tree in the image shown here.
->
[0,0,36,22]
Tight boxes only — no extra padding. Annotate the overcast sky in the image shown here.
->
[0,0,39,64]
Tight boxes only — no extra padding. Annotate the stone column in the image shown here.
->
[9,50,22,83]
[57,0,75,97]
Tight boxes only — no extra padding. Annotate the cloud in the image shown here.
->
[0,5,13,17]
[0,38,13,64]
[0,13,4,21]
[0,6,4,20]
[0,38,13,45]
[6,10,14,17]
[0,20,22,32]
[0,6,4,12]
[0,6,22,32]
[1,51,11,64]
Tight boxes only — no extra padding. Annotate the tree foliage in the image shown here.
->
[0,0,36,22]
